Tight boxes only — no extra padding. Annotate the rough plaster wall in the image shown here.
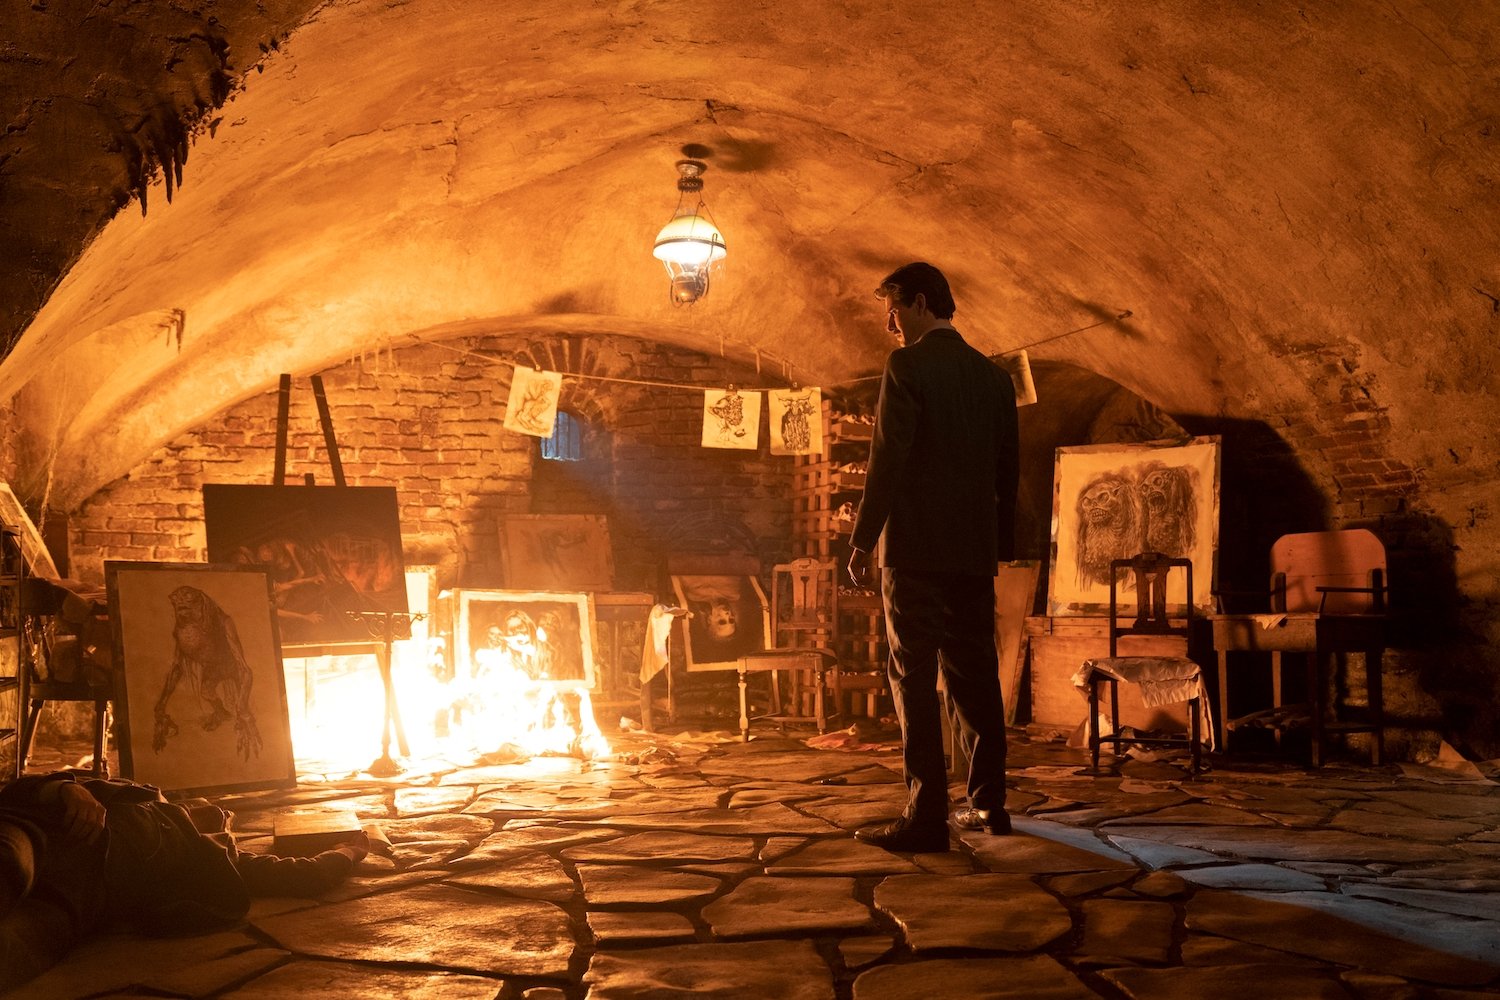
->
[2,0,1498,757]
[66,334,793,594]
[0,0,325,355]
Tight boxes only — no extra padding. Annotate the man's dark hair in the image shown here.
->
[877,262,956,319]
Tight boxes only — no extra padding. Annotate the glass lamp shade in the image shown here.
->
[653,213,727,266]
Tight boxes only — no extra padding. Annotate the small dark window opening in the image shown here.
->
[541,411,584,461]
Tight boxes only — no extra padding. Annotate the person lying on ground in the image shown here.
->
[0,769,367,993]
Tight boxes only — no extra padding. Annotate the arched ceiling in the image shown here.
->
[1,0,1497,525]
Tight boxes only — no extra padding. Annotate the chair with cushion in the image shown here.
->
[1075,551,1208,776]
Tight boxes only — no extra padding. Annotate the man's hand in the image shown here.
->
[54,782,106,844]
[332,829,371,863]
[847,548,872,588]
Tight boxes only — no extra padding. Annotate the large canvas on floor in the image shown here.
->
[1048,436,1220,615]
[202,484,408,645]
[106,561,296,795]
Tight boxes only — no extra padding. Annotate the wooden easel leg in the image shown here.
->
[273,374,292,486]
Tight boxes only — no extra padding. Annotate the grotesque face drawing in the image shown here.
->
[706,599,738,640]
[169,585,209,625]
[1075,471,1139,589]
[1138,462,1197,558]
[500,611,536,654]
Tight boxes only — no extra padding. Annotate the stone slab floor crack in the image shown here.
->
[8,728,1500,1000]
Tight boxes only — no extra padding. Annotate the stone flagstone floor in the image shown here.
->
[7,725,1500,1000]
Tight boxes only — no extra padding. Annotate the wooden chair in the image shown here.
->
[767,557,891,724]
[1078,552,1206,776]
[1212,529,1386,765]
[1275,528,1387,765]
[16,577,115,776]
[1270,528,1386,615]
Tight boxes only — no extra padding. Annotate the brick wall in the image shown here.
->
[66,333,794,593]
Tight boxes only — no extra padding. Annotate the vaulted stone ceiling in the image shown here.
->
[2,6,1497,625]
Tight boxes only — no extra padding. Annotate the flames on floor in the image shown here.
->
[283,632,610,774]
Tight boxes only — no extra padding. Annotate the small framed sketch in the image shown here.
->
[106,561,296,795]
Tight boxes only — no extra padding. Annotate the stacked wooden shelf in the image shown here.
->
[790,400,888,718]
[1,525,23,777]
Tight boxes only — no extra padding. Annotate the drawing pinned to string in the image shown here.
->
[505,367,563,438]
[702,387,761,450]
[997,350,1038,406]
[768,386,823,456]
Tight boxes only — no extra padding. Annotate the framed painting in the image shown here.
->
[106,561,296,795]
[202,484,408,646]
[454,589,598,688]
[669,574,771,672]
[1047,435,1220,616]
[499,514,614,591]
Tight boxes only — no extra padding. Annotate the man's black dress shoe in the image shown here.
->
[854,817,950,853]
[952,807,1013,835]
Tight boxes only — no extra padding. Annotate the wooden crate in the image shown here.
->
[1024,616,1193,732]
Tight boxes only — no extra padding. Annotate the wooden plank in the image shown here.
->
[311,374,347,487]
[0,484,58,579]
[995,561,1041,727]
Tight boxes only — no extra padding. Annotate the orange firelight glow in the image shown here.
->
[284,633,610,773]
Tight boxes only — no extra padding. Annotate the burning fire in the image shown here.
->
[285,630,610,773]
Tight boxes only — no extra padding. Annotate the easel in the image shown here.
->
[273,374,421,777]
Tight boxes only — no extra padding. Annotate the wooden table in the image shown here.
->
[1207,612,1385,766]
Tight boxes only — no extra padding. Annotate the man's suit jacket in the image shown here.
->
[850,327,1019,575]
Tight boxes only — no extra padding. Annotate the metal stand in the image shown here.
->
[346,611,425,776]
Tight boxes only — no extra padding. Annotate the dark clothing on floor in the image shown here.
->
[0,771,356,993]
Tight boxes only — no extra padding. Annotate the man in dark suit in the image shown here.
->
[847,261,1020,853]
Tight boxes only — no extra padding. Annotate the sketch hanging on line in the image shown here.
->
[702,388,761,450]
[1047,436,1220,616]
[997,350,1038,407]
[107,561,295,796]
[768,387,823,455]
[505,367,563,438]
